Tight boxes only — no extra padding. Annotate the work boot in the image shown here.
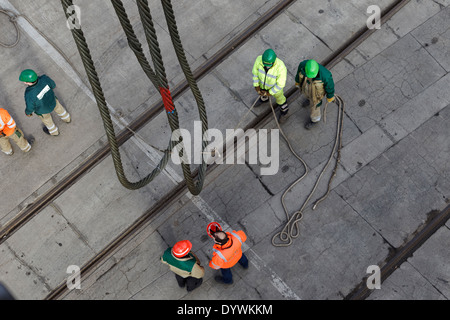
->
[215,276,233,285]
[305,120,319,130]
[2,149,14,156]
[21,137,34,153]
[254,96,269,108]
[43,127,59,136]
[26,137,35,152]
[63,113,72,123]
[276,103,289,124]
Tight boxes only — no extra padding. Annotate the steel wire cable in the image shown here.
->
[62,0,175,190]
[61,0,208,194]
[110,0,159,89]
[161,0,209,192]
[136,0,208,195]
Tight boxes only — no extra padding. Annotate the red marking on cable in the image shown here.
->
[160,87,175,113]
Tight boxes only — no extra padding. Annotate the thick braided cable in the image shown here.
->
[161,0,209,192]
[61,0,174,190]
[136,0,168,89]
[136,0,208,195]
[110,0,159,88]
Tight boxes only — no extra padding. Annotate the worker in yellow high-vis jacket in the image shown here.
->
[252,49,289,123]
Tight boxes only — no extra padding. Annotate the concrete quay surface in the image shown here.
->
[0,0,449,301]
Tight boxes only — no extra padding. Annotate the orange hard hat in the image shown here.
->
[172,240,193,258]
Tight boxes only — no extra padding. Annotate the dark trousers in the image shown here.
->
[220,253,249,284]
[175,274,203,292]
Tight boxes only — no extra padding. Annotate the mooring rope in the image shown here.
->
[270,95,345,247]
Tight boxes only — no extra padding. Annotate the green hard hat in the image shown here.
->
[262,49,277,66]
[305,60,320,78]
[19,69,38,83]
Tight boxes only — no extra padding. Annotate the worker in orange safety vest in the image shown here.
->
[0,108,33,156]
[209,229,248,284]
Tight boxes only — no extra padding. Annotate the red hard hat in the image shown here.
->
[207,222,223,238]
[172,240,193,258]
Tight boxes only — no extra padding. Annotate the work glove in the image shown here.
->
[327,96,336,103]
[261,90,271,97]
[295,82,300,89]
[255,86,261,95]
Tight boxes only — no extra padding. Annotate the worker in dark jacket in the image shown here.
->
[20,69,71,136]
[295,60,335,130]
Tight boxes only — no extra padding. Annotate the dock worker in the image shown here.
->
[252,49,289,123]
[161,240,205,292]
[0,107,32,156]
[295,59,335,130]
[19,69,71,136]
[209,229,248,285]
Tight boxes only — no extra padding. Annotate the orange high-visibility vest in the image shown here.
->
[209,230,247,270]
[0,108,17,137]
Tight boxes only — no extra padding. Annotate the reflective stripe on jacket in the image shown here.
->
[252,56,287,96]
[209,230,247,270]
[0,108,17,137]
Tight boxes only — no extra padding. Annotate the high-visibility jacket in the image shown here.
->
[209,230,247,270]
[25,75,57,116]
[252,56,287,96]
[0,108,17,137]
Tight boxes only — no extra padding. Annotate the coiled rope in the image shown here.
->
[61,0,209,195]
[233,92,344,246]
[0,8,20,48]
[270,95,345,247]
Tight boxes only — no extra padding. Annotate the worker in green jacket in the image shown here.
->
[161,240,205,292]
[253,49,289,123]
[20,69,71,136]
[295,60,335,130]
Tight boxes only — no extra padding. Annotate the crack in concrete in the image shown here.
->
[49,203,94,252]
[245,162,275,197]
[4,242,52,293]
